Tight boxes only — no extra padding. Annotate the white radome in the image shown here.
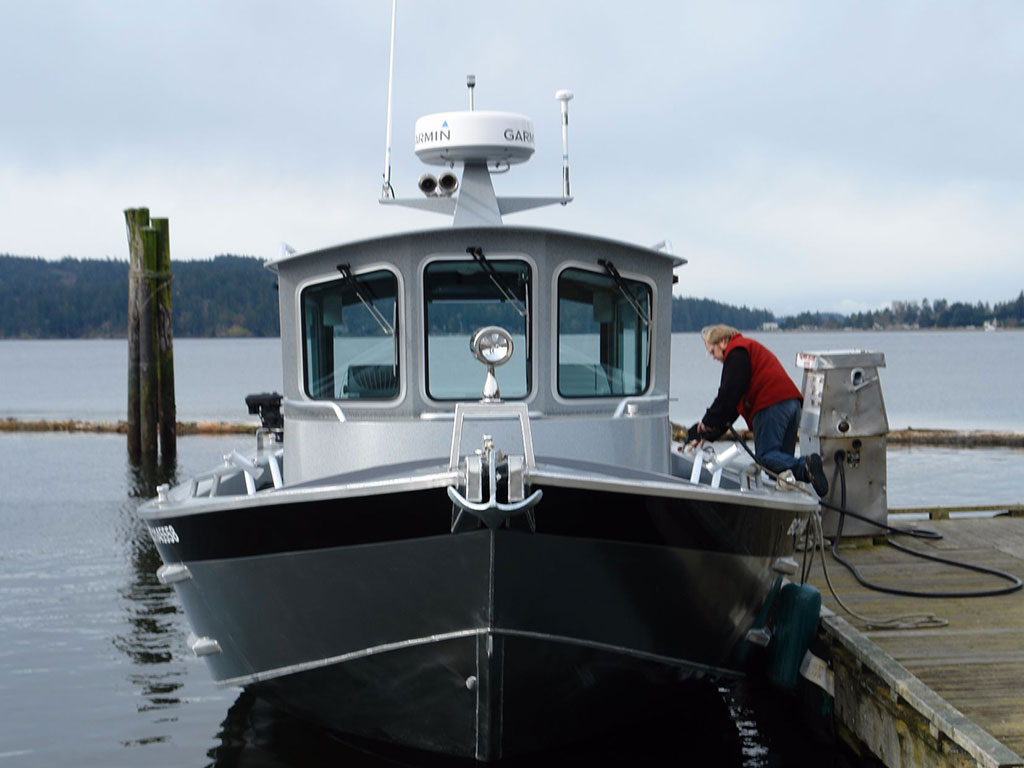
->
[414,111,535,166]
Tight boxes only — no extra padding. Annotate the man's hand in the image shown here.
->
[686,421,710,449]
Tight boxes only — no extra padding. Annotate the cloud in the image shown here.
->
[652,153,1024,315]
[0,158,416,261]
[2,1,1024,318]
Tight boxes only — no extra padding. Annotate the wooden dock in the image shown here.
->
[803,510,1024,767]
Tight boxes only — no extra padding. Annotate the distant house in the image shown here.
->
[760,321,779,332]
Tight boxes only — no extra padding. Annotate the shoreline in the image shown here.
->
[5,418,1023,447]
[0,418,256,435]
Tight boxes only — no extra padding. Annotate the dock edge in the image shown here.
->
[819,609,1024,768]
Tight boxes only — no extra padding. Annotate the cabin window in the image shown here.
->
[424,258,531,400]
[557,267,651,397]
[301,269,399,400]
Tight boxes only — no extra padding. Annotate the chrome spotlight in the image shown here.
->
[470,326,514,401]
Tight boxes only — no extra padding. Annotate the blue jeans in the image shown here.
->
[751,398,803,477]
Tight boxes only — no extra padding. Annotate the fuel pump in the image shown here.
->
[797,350,888,537]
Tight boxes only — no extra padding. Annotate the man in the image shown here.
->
[687,324,828,496]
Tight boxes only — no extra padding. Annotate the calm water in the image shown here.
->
[1,332,1021,765]
[2,330,1022,430]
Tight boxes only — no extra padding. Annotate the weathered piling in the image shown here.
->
[139,226,159,459]
[152,218,176,459]
[124,208,149,462]
[125,207,176,463]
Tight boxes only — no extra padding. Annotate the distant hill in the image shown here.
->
[0,253,1020,337]
[671,296,774,332]
[0,254,279,338]
[0,253,774,338]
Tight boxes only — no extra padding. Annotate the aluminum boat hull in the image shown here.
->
[144,478,799,760]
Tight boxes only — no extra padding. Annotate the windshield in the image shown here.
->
[424,258,531,400]
[557,266,651,397]
[301,269,399,400]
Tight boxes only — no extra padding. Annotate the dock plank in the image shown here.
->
[806,515,1024,760]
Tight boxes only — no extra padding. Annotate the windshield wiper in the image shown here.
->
[336,263,395,336]
[598,259,651,328]
[466,246,527,318]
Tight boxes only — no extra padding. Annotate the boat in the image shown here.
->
[137,44,819,762]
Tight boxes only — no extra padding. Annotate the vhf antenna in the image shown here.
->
[380,0,398,200]
[555,90,573,202]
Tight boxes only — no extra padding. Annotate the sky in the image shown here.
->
[2,1,1022,317]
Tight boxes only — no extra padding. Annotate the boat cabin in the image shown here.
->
[269,226,682,484]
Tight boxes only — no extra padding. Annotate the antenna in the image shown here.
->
[379,72,575,219]
[380,0,398,200]
[555,89,573,202]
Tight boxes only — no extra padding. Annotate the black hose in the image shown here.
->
[723,427,1022,598]
[828,452,1022,598]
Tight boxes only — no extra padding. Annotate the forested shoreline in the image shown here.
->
[0,253,1021,338]
[0,254,279,338]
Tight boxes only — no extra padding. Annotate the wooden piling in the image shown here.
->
[138,226,159,461]
[124,207,149,462]
[125,207,176,463]
[152,218,176,459]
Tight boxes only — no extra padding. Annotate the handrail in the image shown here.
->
[184,448,284,499]
[448,401,536,470]
[612,393,668,418]
[282,397,346,422]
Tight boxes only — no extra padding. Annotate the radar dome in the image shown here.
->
[414,111,535,166]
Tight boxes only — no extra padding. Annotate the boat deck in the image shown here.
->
[804,509,1024,766]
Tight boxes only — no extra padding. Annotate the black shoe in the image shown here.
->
[804,454,829,497]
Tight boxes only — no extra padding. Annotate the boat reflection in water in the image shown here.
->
[208,683,752,767]
[206,679,858,767]
[137,43,820,761]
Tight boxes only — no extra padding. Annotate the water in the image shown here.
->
[0,338,281,423]
[1,332,1021,765]
[669,328,1024,432]
[3,330,1022,430]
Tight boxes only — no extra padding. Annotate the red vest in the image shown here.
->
[724,335,802,426]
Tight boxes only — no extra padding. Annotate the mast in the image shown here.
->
[380,0,398,199]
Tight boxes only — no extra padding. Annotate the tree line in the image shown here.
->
[0,254,1020,337]
[0,254,279,338]
[778,295,1024,330]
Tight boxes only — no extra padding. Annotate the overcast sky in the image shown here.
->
[2,1,1022,316]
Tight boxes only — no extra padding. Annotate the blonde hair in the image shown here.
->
[700,324,740,346]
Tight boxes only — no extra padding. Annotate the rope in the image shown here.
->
[129,268,175,314]
[129,267,174,283]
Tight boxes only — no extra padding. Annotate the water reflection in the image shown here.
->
[116,454,188,717]
[206,682,755,767]
[203,678,869,767]
[127,454,180,500]
[208,691,366,768]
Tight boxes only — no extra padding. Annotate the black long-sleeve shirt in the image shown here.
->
[695,347,751,441]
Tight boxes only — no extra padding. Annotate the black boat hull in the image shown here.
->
[147,483,796,759]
